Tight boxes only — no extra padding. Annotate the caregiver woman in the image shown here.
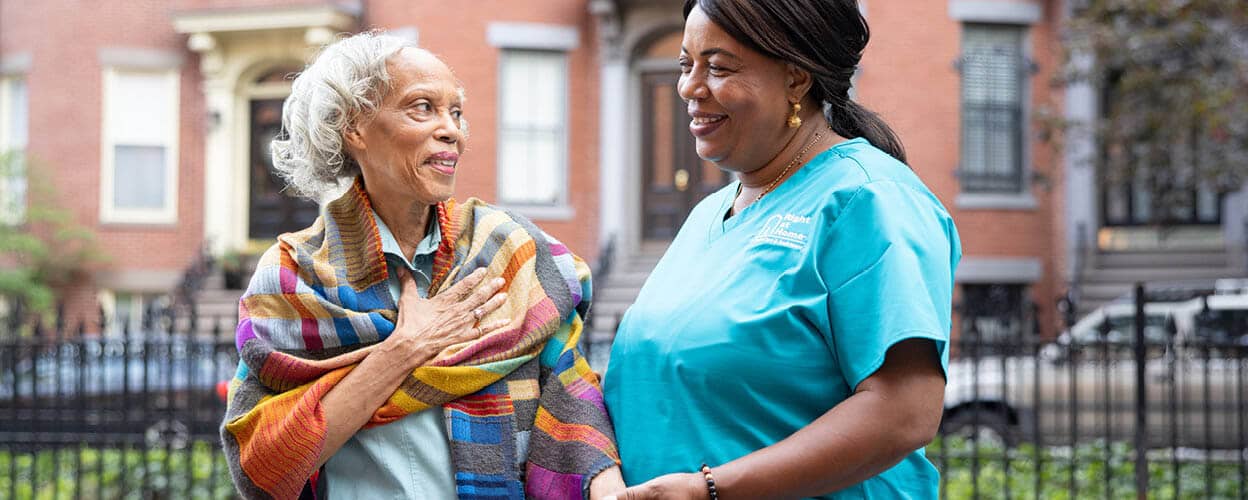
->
[604,1,961,499]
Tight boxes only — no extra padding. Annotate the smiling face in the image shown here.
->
[346,47,465,208]
[678,6,798,173]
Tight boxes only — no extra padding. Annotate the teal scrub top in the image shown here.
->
[603,138,961,499]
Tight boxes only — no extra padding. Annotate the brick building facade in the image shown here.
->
[2,0,1244,338]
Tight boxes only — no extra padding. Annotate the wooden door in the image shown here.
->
[641,72,730,241]
[248,98,319,240]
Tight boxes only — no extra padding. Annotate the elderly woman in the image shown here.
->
[603,1,961,499]
[221,33,623,499]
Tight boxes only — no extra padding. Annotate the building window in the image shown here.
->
[497,49,568,207]
[0,76,27,225]
[99,290,170,336]
[1099,72,1223,226]
[101,68,179,224]
[960,283,1033,352]
[959,24,1026,194]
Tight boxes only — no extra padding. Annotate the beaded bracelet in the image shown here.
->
[699,463,719,500]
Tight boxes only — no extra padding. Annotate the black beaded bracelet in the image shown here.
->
[699,463,719,500]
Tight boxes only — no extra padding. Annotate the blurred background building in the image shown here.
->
[0,0,1245,338]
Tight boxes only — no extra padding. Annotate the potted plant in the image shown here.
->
[220,249,245,290]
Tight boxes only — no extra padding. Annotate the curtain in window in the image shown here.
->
[498,50,566,205]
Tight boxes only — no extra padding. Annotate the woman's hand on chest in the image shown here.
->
[381,268,510,369]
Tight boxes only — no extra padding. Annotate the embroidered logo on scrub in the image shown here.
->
[753,213,812,250]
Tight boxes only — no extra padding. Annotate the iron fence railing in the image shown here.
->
[3,278,1246,499]
[934,282,1247,499]
[1,313,239,499]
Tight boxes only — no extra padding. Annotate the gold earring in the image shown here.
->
[787,103,802,128]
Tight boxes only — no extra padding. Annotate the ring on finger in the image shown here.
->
[472,307,484,320]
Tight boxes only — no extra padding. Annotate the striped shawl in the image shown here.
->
[222,180,619,499]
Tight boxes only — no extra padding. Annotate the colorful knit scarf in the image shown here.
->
[222,180,618,499]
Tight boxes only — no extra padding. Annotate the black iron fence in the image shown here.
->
[3,279,1247,499]
[1,314,239,499]
[933,282,1248,499]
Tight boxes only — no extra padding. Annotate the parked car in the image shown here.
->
[943,281,1248,449]
[0,334,237,448]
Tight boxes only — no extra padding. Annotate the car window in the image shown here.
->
[1074,314,1174,345]
[1192,308,1248,345]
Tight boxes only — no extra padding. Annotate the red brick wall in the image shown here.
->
[1,0,207,326]
[4,0,1067,335]
[859,0,1064,337]
[2,0,603,328]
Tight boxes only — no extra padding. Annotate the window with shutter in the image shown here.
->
[960,24,1026,194]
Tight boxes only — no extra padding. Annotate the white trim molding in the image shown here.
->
[487,22,580,51]
[98,48,184,70]
[0,53,32,76]
[956,257,1044,284]
[950,1,1043,25]
[171,4,358,35]
[956,192,1038,211]
[93,270,183,293]
[501,204,576,222]
[389,26,420,45]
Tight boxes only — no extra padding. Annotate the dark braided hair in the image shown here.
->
[682,0,907,163]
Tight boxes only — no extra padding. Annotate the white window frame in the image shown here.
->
[488,22,578,219]
[99,66,180,225]
[496,49,570,211]
[0,74,28,225]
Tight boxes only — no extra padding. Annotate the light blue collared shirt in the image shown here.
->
[322,210,456,499]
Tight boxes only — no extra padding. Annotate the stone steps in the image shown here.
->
[1076,249,1248,318]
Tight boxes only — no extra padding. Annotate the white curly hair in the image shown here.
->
[271,31,465,200]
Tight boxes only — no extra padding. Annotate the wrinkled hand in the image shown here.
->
[604,473,707,500]
[384,267,509,369]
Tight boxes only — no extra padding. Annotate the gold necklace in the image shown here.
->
[745,127,827,204]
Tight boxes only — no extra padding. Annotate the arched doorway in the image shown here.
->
[242,65,319,241]
[636,30,731,241]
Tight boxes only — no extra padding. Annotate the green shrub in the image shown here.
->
[0,442,234,500]
[929,436,1245,499]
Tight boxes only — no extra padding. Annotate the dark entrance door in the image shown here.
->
[248,98,320,240]
[641,72,730,241]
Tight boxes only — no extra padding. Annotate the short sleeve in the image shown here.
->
[818,181,960,391]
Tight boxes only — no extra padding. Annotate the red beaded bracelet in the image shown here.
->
[700,463,719,500]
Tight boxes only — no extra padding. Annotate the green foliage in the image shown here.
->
[217,249,242,273]
[2,438,1244,499]
[1057,0,1248,220]
[930,436,1246,499]
[0,151,106,321]
[0,442,235,500]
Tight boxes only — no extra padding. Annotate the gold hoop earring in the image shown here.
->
[787,103,802,128]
